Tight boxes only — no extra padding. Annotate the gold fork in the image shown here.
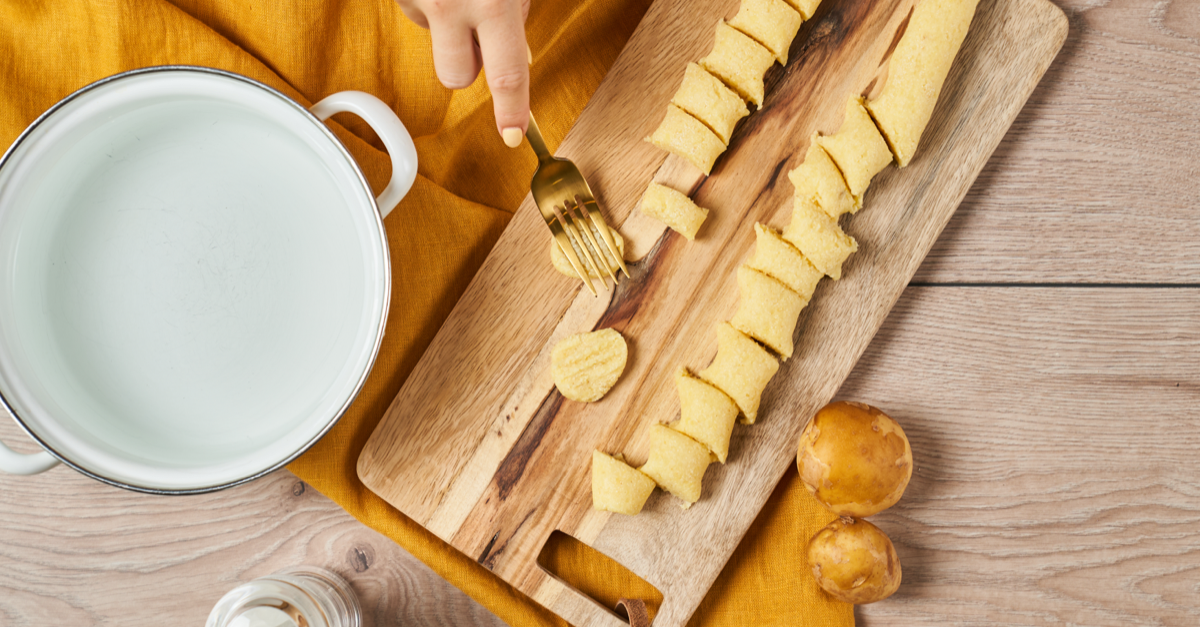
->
[525,113,629,296]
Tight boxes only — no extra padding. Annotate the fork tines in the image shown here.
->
[552,196,628,295]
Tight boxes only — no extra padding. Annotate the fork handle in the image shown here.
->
[525,113,553,162]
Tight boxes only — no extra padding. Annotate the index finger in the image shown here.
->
[474,6,530,146]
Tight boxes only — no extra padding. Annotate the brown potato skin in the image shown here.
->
[797,401,913,517]
[807,517,901,604]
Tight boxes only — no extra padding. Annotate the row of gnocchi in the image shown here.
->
[592,0,982,515]
[591,0,826,511]
[650,0,820,176]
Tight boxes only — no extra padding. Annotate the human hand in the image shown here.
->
[396,0,532,147]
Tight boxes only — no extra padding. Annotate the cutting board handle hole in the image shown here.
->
[537,530,663,624]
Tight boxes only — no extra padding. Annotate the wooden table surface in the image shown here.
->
[1,0,1197,625]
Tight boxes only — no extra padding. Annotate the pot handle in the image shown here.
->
[310,92,418,219]
[0,435,58,475]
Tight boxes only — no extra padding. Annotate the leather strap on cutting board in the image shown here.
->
[618,598,650,627]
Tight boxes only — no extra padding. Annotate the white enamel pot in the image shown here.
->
[0,66,416,493]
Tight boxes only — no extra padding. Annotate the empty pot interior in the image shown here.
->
[0,70,389,491]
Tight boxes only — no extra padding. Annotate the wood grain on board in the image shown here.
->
[0,441,506,627]
[359,0,1068,624]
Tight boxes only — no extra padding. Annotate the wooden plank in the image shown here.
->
[359,0,1068,624]
[915,0,1200,284]
[844,286,1200,626]
[0,453,506,627]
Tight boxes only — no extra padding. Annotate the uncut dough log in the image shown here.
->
[640,183,710,240]
[640,424,714,506]
[701,21,776,107]
[866,0,981,166]
[747,223,823,301]
[818,96,894,201]
[551,329,628,402]
[648,104,727,174]
[783,197,858,280]
[592,451,656,515]
[672,368,739,463]
[729,0,804,64]
[671,63,749,144]
[698,322,780,424]
[550,227,625,279]
[730,266,807,360]
[789,137,857,218]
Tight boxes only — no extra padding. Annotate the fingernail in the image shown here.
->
[502,127,523,148]
[526,44,533,65]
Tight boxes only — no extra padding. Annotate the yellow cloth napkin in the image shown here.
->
[0,1,854,625]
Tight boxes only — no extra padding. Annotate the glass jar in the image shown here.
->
[206,566,361,627]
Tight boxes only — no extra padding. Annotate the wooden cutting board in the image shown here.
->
[359,0,1067,624]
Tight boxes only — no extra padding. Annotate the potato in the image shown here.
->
[797,401,912,517]
[807,517,901,604]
